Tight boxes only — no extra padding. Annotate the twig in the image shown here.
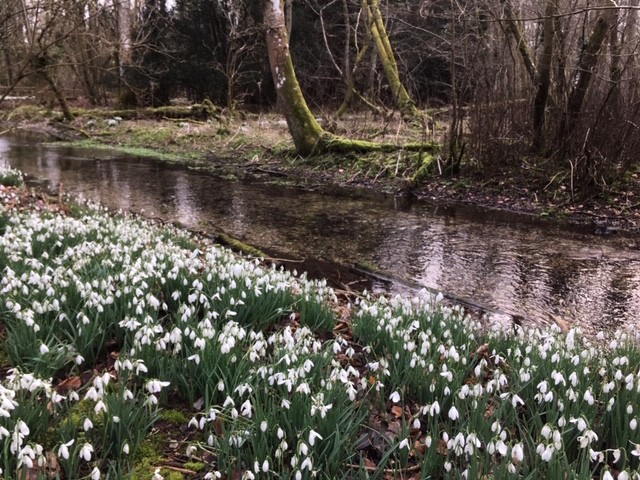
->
[159,465,197,475]
[346,463,422,474]
[263,256,306,263]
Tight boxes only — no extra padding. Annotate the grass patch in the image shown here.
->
[52,139,199,164]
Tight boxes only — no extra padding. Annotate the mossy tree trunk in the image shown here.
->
[261,0,437,156]
[363,0,420,123]
[262,0,325,155]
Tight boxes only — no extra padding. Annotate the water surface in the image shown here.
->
[2,133,640,333]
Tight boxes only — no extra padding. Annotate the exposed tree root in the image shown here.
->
[317,133,439,155]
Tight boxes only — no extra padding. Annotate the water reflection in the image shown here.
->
[2,133,640,332]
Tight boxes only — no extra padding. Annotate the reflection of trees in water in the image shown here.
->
[8,138,640,332]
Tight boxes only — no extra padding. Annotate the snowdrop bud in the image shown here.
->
[260,421,268,432]
[389,391,401,403]
[39,343,49,355]
[631,418,638,431]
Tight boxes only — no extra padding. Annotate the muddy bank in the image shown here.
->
[2,110,640,235]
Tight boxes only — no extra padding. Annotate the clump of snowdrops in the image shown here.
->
[1,166,640,479]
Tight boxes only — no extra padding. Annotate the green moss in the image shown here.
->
[217,233,267,258]
[183,462,205,472]
[129,433,166,480]
[54,139,191,163]
[163,471,186,480]
[159,409,190,425]
[409,153,436,185]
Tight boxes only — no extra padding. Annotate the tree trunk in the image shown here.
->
[500,0,537,85]
[263,0,325,154]
[532,0,556,153]
[363,0,420,122]
[41,67,74,121]
[561,4,614,139]
[608,7,622,113]
[262,0,437,156]
[115,0,131,81]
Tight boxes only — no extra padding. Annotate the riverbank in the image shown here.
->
[3,167,640,479]
[3,106,640,235]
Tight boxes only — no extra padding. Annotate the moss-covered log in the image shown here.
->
[216,233,267,258]
[77,103,221,122]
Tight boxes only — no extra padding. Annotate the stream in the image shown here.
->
[2,132,640,334]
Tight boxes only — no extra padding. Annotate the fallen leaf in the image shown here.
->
[56,376,82,393]
[390,405,403,419]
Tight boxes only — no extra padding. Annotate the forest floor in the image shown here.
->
[3,105,640,234]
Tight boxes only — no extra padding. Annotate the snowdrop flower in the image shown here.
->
[260,420,268,432]
[631,418,638,430]
[146,379,170,394]
[300,457,313,471]
[153,468,164,480]
[308,430,323,446]
[90,467,101,480]
[511,394,524,408]
[79,442,94,461]
[122,442,130,454]
[537,444,554,462]
[389,391,401,403]
[83,418,93,431]
[577,430,598,449]
[39,343,49,355]
[584,389,595,405]
[448,406,459,421]
[512,443,524,463]
[57,439,74,460]
[94,400,107,414]
[398,438,410,450]
[240,400,252,417]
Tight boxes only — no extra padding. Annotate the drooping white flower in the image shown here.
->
[448,406,459,421]
[512,443,524,463]
[308,430,323,446]
[83,418,93,431]
[79,442,94,461]
[57,439,74,460]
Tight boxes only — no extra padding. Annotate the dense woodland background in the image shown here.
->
[2,0,640,194]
